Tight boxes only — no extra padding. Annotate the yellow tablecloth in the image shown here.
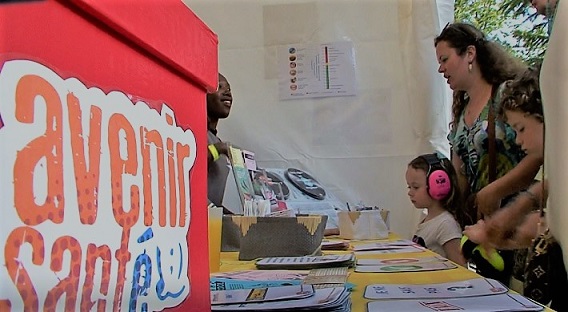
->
[217,233,553,311]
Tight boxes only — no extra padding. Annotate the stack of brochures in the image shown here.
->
[211,284,351,311]
[255,254,355,270]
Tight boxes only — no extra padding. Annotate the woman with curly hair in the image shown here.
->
[434,22,542,284]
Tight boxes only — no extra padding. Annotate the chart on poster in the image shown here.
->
[279,41,356,100]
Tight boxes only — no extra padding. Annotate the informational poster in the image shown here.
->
[278,41,356,100]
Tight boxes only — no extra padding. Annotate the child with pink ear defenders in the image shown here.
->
[406,153,466,266]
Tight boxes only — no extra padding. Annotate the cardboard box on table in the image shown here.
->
[0,0,217,311]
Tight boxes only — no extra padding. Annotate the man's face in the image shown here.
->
[207,75,233,119]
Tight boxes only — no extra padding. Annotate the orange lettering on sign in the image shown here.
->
[176,142,190,227]
[140,127,166,226]
[67,93,102,225]
[13,75,64,226]
[44,236,82,311]
[4,226,45,310]
[81,244,112,311]
[108,113,139,310]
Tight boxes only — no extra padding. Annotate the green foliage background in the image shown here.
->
[455,0,549,65]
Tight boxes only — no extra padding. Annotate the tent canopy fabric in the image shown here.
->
[187,0,454,238]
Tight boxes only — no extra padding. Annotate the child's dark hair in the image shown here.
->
[499,64,544,123]
[408,154,466,229]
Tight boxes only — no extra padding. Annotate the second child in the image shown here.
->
[406,153,466,266]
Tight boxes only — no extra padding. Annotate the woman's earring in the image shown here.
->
[468,62,473,73]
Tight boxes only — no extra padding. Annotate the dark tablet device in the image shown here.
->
[284,168,326,200]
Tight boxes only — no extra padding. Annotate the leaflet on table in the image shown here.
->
[210,270,309,291]
[364,277,508,300]
[211,284,315,305]
[353,239,421,251]
[367,293,543,312]
[210,278,304,291]
[255,254,355,269]
[355,260,457,273]
[354,245,425,255]
[211,286,350,311]
[356,255,448,266]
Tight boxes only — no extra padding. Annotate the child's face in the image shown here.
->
[405,166,433,209]
[505,110,544,157]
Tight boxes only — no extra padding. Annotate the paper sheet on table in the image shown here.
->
[364,277,507,300]
[367,293,543,312]
[355,260,457,273]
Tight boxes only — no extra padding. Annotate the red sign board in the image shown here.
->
[0,0,217,311]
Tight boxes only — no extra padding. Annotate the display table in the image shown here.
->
[218,233,553,311]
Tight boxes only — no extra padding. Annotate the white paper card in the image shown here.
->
[367,293,543,312]
[364,278,508,300]
[357,256,448,266]
[355,260,457,273]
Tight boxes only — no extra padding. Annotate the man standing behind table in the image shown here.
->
[207,73,233,210]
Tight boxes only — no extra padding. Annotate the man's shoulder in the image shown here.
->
[208,130,221,144]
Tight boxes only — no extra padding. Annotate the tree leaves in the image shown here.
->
[455,0,549,65]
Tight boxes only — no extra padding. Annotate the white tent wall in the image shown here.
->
[185,0,455,239]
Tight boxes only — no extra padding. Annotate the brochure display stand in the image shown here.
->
[0,1,217,311]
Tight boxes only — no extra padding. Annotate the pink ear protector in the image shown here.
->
[421,153,452,200]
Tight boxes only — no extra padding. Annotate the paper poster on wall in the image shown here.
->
[278,41,356,100]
